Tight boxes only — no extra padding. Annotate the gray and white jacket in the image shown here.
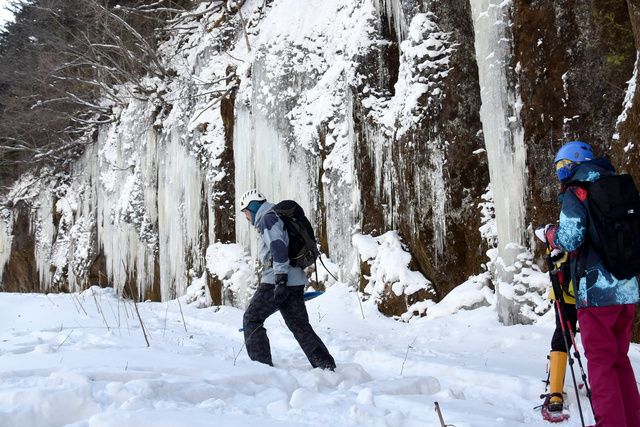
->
[253,201,308,286]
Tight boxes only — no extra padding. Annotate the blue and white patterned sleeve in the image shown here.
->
[554,187,588,252]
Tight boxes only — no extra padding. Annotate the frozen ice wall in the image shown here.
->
[470,0,530,324]
[0,0,461,304]
[45,97,213,300]
[0,219,10,281]
[6,81,219,300]
[0,0,538,317]
[93,102,160,298]
[372,0,409,42]
[232,0,373,284]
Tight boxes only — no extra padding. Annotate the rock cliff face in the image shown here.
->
[513,0,639,338]
[349,0,488,313]
[0,0,638,337]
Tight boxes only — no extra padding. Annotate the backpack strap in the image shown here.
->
[257,210,280,234]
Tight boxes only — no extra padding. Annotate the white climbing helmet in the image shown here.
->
[239,189,266,211]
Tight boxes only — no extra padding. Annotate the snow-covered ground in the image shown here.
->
[1,282,636,426]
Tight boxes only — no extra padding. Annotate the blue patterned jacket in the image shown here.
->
[548,158,639,308]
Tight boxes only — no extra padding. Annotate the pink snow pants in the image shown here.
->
[578,304,640,427]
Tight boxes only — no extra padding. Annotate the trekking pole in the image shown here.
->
[563,314,594,415]
[317,256,339,282]
[434,402,455,427]
[549,264,594,416]
[544,248,586,427]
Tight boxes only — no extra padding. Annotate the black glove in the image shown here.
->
[274,274,288,301]
[549,248,566,264]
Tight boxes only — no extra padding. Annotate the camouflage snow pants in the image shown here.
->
[243,283,336,370]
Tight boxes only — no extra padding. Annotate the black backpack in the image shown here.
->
[269,200,319,268]
[581,174,640,279]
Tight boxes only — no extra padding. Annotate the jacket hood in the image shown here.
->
[565,157,615,184]
[253,201,275,228]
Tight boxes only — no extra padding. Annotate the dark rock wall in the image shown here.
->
[1,201,41,293]
[394,1,488,300]
[358,0,640,329]
[515,0,636,228]
[410,0,488,299]
[513,0,638,338]
[616,2,640,342]
[354,1,489,310]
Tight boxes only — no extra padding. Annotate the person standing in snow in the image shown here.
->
[535,248,578,421]
[537,141,640,426]
[239,189,336,371]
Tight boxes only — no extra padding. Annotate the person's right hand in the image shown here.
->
[274,274,288,301]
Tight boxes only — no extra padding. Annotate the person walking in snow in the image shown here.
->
[537,141,640,426]
[239,189,336,371]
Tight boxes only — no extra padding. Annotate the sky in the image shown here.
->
[0,0,14,29]
[2,274,634,427]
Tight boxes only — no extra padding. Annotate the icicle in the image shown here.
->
[470,0,529,324]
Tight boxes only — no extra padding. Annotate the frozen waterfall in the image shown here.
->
[470,0,529,324]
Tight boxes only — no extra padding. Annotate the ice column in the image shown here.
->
[372,0,408,42]
[0,218,10,282]
[470,0,528,323]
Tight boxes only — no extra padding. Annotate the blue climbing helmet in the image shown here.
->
[554,141,594,180]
